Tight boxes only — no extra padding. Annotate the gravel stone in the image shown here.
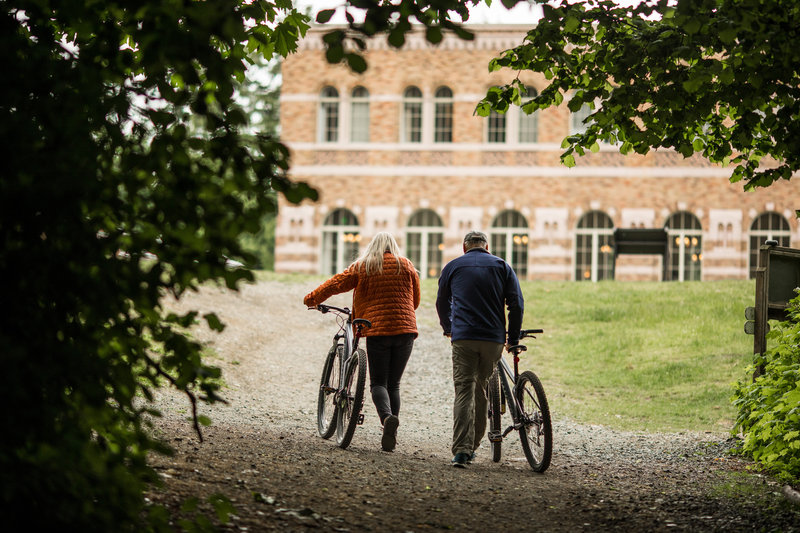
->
[147,279,800,532]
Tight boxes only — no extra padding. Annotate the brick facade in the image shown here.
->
[276,25,799,281]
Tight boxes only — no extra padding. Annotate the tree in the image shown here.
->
[236,57,283,269]
[477,0,800,191]
[316,0,800,191]
[1,1,315,529]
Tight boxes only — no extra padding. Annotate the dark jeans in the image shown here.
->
[365,334,415,424]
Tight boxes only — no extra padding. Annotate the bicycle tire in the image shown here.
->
[317,344,342,439]
[336,348,367,449]
[514,370,552,473]
[487,368,502,462]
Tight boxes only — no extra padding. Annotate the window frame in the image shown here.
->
[574,210,615,282]
[321,208,360,275]
[401,86,423,143]
[490,210,529,278]
[665,211,703,282]
[350,86,370,143]
[318,86,340,143]
[406,209,444,279]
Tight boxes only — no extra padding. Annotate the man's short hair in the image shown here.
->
[463,231,488,249]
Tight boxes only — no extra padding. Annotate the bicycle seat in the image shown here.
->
[353,318,372,329]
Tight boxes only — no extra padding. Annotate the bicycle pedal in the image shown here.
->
[357,414,365,425]
[487,431,502,443]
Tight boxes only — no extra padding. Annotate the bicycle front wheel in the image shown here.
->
[515,370,552,472]
[317,344,341,439]
[487,368,502,462]
[336,348,367,449]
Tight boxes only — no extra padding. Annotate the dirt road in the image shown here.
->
[148,278,800,531]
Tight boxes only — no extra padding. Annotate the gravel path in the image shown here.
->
[148,279,800,532]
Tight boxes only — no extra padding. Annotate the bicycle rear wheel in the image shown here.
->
[336,348,367,449]
[514,370,552,472]
[487,368,502,462]
[316,344,341,439]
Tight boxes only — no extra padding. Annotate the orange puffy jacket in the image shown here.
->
[303,253,420,337]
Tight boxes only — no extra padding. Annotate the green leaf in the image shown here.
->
[475,101,492,117]
[564,16,580,33]
[325,45,344,64]
[426,26,443,44]
[204,313,225,332]
[316,9,335,23]
[563,153,576,167]
[388,28,406,48]
[346,53,368,73]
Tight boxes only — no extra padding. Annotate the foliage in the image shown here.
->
[235,56,282,270]
[313,0,484,71]
[240,213,277,269]
[1,0,315,529]
[732,294,800,482]
[474,0,800,190]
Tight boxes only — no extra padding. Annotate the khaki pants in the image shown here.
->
[451,340,504,456]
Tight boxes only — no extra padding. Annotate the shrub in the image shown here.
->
[732,294,800,482]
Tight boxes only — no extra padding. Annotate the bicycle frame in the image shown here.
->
[320,306,361,387]
[495,353,526,438]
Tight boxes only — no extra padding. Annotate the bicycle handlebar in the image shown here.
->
[309,304,372,330]
[508,328,543,354]
[309,303,350,315]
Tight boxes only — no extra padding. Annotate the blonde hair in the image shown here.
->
[354,232,403,276]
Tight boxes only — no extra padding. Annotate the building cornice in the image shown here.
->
[298,23,531,52]
[288,165,735,179]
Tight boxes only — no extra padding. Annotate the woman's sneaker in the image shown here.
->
[381,415,399,452]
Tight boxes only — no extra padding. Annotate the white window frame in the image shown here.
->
[317,86,340,143]
[350,86,370,143]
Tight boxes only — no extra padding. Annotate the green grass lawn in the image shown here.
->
[516,280,756,433]
[421,278,758,433]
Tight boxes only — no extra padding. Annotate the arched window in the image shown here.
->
[402,86,423,143]
[749,212,791,278]
[321,208,360,275]
[406,209,444,279]
[575,211,614,282]
[665,211,702,281]
[318,86,339,143]
[350,86,370,143]
[434,86,453,143]
[491,210,528,277]
[518,86,538,143]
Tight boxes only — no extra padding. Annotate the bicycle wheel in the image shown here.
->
[514,370,552,472]
[487,367,502,462]
[317,344,341,439]
[336,348,367,449]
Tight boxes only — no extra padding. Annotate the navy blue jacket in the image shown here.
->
[436,247,524,345]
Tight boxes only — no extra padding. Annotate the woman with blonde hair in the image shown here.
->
[304,232,420,451]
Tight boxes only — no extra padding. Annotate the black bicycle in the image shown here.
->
[487,328,552,472]
[312,304,371,449]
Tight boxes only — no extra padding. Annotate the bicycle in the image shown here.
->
[311,303,372,449]
[487,328,552,472]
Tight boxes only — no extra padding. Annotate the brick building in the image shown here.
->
[276,24,799,281]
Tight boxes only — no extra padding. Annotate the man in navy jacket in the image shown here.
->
[436,230,524,468]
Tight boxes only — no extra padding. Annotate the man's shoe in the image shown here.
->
[381,415,399,452]
[467,451,476,464]
[451,452,470,468]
